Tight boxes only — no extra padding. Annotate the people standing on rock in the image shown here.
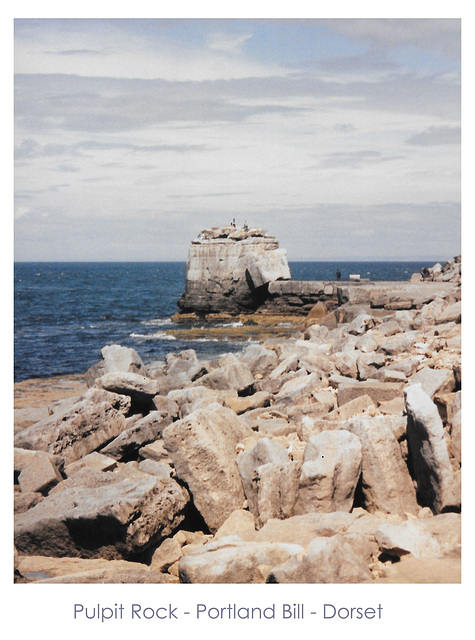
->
[336,269,341,281]
[231,218,236,228]
[243,221,248,231]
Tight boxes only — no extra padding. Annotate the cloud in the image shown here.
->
[318,150,403,169]
[206,31,253,54]
[325,18,461,59]
[15,137,217,159]
[406,126,461,146]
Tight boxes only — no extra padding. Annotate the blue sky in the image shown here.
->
[14,18,461,261]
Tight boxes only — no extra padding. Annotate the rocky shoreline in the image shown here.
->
[14,256,461,584]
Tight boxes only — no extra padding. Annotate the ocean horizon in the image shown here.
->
[14,260,441,382]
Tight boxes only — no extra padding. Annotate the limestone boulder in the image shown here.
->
[411,297,448,330]
[194,362,254,393]
[379,332,419,356]
[407,367,456,399]
[267,535,373,583]
[14,492,44,514]
[178,536,302,583]
[268,354,299,380]
[14,399,127,465]
[343,416,419,515]
[167,385,237,416]
[375,521,441,559]
[214,509,258,540]
[95,372,162,405]
[162,404,252,532]
[274,371,325,405]
[450,410,461,464]
[64,452,117,476]
[347,313,376,335]
[324,394,376,422]
[254,461,301,526]
[237,437,291,519]
[85,344,147,386]
[80,387,132,415]
[375,513,461,559]
[14,447,64,479]
[356,351,386,380]
[151,394,180,419]
[404,384,456,513]
[99,410,174,461]
[335,379,405,407]
[294,430,362,514]
[436,301,461,324]
[257,512,359,546]
[333,351,359,379]
[150,537,184,572]
[14,467,189,559]
[223,391,271,415]
[17,451,63,495]
[239,343,279,377]
[165,349,201,379]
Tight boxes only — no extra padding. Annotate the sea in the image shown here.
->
[14,261,436,383]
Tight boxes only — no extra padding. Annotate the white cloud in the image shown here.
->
[206,31,253,54]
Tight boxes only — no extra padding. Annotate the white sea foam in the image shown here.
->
[140,317,173,327]
[219,321,243,328]
[130,331,177,341]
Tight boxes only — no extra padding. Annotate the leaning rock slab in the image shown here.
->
[100,410,173,461]
[162,404,252,532]
[18,452,63,495]
[343,416,419,515]
[14,468,189,559]
[14,399,127,465]
[236,437,289,519]
[404,384,456,513]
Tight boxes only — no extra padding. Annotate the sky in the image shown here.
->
[13,17,461,261]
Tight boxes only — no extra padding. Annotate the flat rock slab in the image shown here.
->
[96,372,162,403]
[257,512,359,546]
[267,535,373,583]
[178,536,303,583]
[14,467,189,559]
[16,555,175,584]
[336,380,405,406]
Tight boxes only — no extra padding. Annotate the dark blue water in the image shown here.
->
[14,261,435,382]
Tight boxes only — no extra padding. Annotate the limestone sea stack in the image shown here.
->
[177,226,291,314]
